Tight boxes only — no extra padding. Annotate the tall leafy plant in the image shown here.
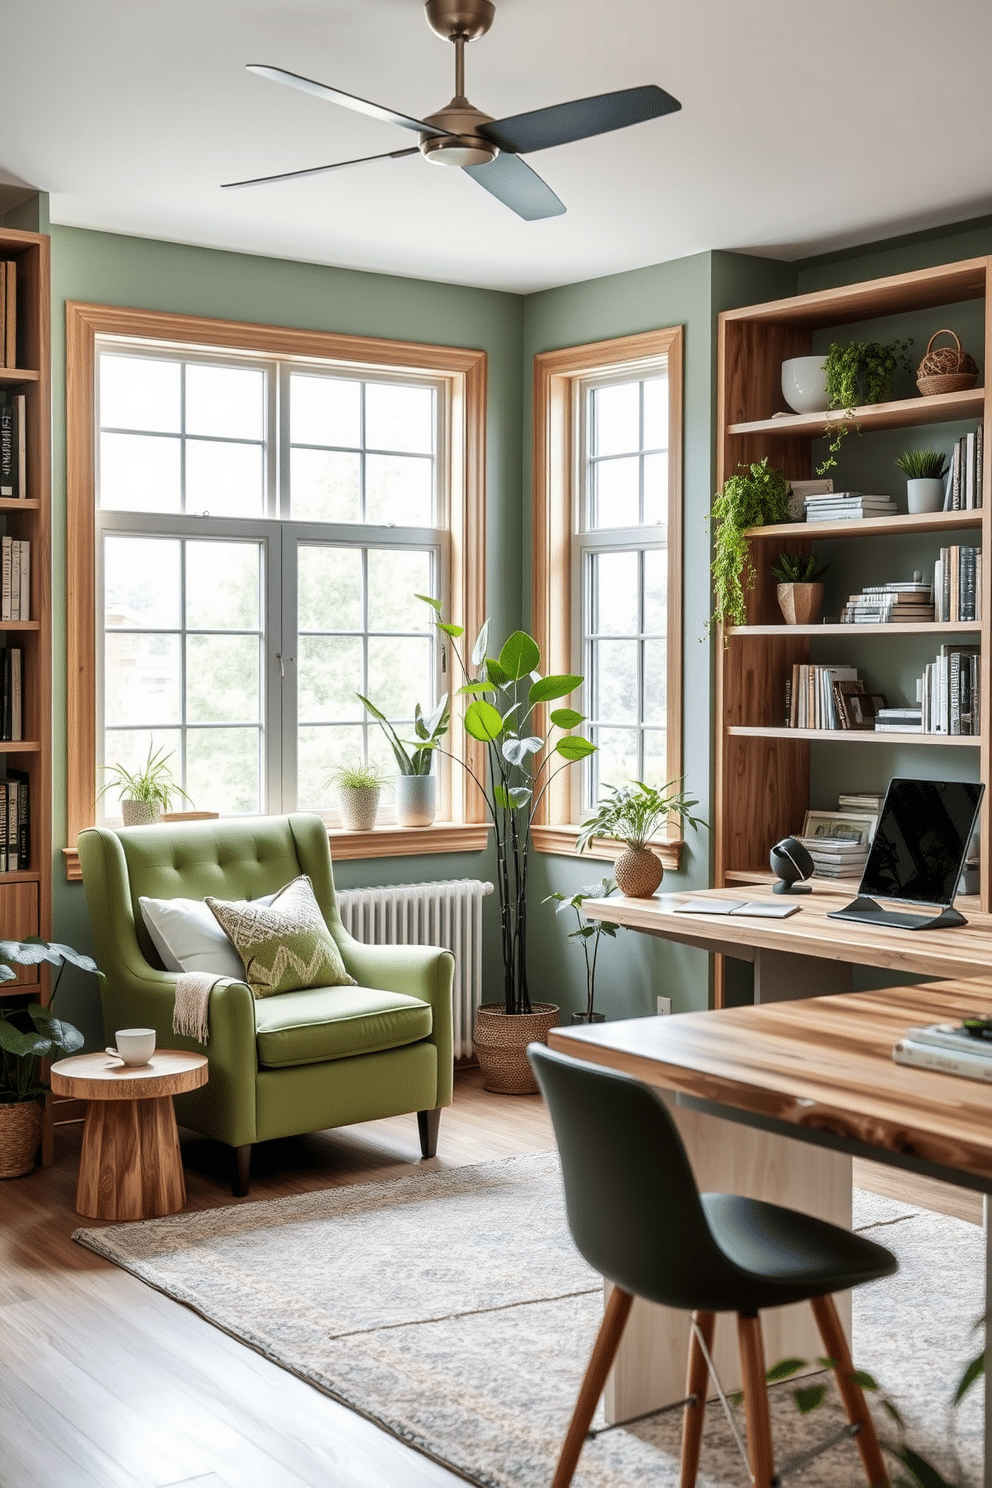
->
[419,597,595,1016]
[0,940,95,1103]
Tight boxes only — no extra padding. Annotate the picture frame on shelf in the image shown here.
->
[833,681,877,730]
[801,809,878,847]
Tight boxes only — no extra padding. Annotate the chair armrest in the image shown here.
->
[338,934,455,1106]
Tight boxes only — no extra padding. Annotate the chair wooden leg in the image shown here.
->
[811,1293,889,1488]
[551,1285,634,1488]
[232,1143,251,1196]
[680,1310,716,1488]
[417,1107,440,1158]
[737,1313,775,1488]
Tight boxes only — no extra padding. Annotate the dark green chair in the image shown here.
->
[528,1043,897,1488]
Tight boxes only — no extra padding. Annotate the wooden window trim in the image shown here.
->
[65,302,487,865]
[530,326,684,865]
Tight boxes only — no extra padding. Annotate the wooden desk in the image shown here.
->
[550,982,992,1484]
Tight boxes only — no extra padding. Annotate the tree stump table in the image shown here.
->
[49,1050,208,1220]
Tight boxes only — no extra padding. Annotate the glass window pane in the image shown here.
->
[291,448,361,522]
[590,456,639,529]
[591,382,639,458]
[642,452,668,526]
[592,639,638,724]
[100,432,181,512]
[291,375,361,449]
[297,724,363,810]
[365,454,433,526]
[643,548,667,633]
[589,552,639,635]
[186,439,263,518]
[105,537,181,629]
[185,365,264,441]
[105,634,181,726]
[298,546,362,632]
[590,727,638,797]
[365,383,433,454]
[368,549,433,632]
[186,542,261,631]
[643,640,667,726]
[186,636,260,724]
[101,356,180,434]
[298,636,364,722]
[642,376,668,450]
[100,729,182,813]
[186,728,260,814]
[642,729,667,789]
[368,636,432,719]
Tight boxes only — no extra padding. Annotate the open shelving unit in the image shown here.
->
[715,257,992,986]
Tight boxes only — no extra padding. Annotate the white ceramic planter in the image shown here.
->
[338,786,381,832]
[396,774,437,827]
[906,477,946,514]
[121,799,161,826]
[781,356,829,414]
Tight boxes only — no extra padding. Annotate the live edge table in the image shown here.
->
[49,1050,208,1221]
[550,983,992,1485]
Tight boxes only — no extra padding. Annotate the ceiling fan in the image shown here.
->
[222,0,681,220]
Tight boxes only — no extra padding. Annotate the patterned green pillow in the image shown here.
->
[206,875,356,997]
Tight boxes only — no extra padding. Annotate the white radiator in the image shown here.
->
[335,879,494,1059]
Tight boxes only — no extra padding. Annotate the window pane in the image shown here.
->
[100,432,181,512]
[591,727,638,796]
[642,377,668,450]
[366,453,433,526]
[589,552,638,635]
[592,639,638,724]
[299,546,362,632]
[643,640,667,725]
[105,633,181,726]
[590,456,639,529]
[185,365,264,441]
[642,451,668,526]
[186,635,260,724]
[591,383,639,457]
[643,548,667,633]
[368,636,432,719]
[101,729,182,812]
[186,439,264,518]
[186,728,260,814]
[365,383,433,454]
[105,537,181,629]
[186,542,261,631]
[291,448,361,522]
[101,356,180,434]
[368,549,433,632]
[298,636,364,722]
[297,724,363,809]
[642,729,667,788]
[291,374,361,448]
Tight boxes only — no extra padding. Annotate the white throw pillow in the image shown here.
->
[139,892,278,978]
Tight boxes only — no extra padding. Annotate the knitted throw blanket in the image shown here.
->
[173,972,225,1045]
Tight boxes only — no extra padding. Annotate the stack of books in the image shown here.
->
[920,644,980,735]
[805,492,898,523]
[785,663,859,729]
[840,580,934,624]
[933,546,981,622]
[0,768,28,870]
[838,792,885,815]
[874,707,923,733]
[943,429,983,511]
[799,834,869,879]
[0,262,17,368]
[893,1023,992,1082]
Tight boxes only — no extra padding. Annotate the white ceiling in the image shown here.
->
[4,0,992,295]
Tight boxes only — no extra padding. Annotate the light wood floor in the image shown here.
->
[0,1070,980,1488]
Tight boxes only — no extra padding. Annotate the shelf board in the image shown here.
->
[0,367,40,386]
[0,740,41,753]
[0,621,40,632]
[727,726,980,745]
[729,622,982,637]
[745,507,984,542]
[729,387,984,439]
[0,498,40,512]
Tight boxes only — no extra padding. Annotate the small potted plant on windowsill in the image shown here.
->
[98,746,193,826]
[576,779,706,898]
[357,694,450,827]
[327,760,389,832]
[771,551,829,625]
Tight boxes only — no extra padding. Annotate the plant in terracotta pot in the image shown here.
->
[327,759,388,832]
[576,779,706,898]
[771,551,829,626]
[0,938,95,1179]
[544,877,625,1025]
[357,693,450,827]
[98,746,193,826]
[707,458,791,637]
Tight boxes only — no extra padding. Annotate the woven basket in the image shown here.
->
[916,330,978,397]
[473,1002,559,1094]
[0,1100,44,1178]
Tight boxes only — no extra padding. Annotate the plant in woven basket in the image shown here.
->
[707,458,791,636]
[576,780,706,898]
[816,339,914,474]
[894,448,949,481]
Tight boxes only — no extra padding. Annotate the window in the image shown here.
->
[67,305,488,864]
[531,328,683,862]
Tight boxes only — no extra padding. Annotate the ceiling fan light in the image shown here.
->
[420,135,498,168]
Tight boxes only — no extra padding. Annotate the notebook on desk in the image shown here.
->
[671,899,800,918]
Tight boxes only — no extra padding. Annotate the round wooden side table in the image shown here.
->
[50,1050,208,1221]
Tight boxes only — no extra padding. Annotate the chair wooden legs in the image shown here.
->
[417,1107,440,1158]
[737,1313,775,1488]
[812,1294,889,1488]
[550,1285,634,1488]
[680,1310,716,1488]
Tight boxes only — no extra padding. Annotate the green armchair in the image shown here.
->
[77,813,454,1194]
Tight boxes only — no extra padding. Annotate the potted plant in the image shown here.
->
[816,338,914,474]
[419,597,595,1092]
[98,746,193,826]
[544,877,625,1025]
[895,448,949,514]
[771,551,829,625]
[0,938,95,1178]
[327,759,388,832]
[707,458,791,636]
[576,779,706,897]
[357,694,450,827]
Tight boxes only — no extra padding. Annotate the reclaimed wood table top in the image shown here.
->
[49,1050,208,1101]
[550,981,992,1186]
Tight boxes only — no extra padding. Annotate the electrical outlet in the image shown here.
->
[656,996,672,1016]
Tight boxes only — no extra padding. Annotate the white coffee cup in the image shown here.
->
[106,1028,156,1066]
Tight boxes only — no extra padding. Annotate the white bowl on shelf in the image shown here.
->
[781,356,828,414]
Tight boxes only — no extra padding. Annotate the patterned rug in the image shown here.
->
[74,1152,984,1488]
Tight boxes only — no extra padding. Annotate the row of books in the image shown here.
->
[0,769,30,871]
[0,648,22,742]
[0,393,26,498]
[943,429,983,510]
[805,491,897,524]
[933,546,981,623]
[0,538,29,622]
[0,262,17,368]
[893,1022,992,1083]
[920,645,980,736]
[841,579,933,625]
[784,664,878,730]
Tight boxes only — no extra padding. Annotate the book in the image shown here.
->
[3,260,14,369]
[0,399,13,497]
[9,647,22,743]
[670,899,800,918]
[893,1037,992,1083]
[904,1024,992,1059]
[7,767,30,869]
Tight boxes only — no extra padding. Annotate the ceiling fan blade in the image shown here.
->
[222,148,419,190]
[480,85,681,155]
[246,64,453,138]
[463,153,565,221]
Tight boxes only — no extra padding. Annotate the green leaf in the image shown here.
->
[493,783,511,810]
[550,707,584,728]
[464,700,504,742]
[457,682,494,696]
[471,619,490,668]
[953,1350,984,1406]
[556,736,596,761]
[46,943,98,974]
[0,1023,48,1057]
[851,1369,880,1392]
[416,594,442,613]
[438,621,464,638]
[529,674,582,704]
[509,786,531,808]
[0,940,58,967]
[894,1444,958,1488]
[486,657,511,687]
[502,735,543,767]
[0,964,15,983]
[497,631,541,680]
[882,1397,905,1428]
[35,1016,84,1055]
[765,1357,808,1383]
[357,693,389,724]
[792,1384,827,1414]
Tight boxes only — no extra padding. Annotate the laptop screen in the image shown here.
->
[859,778,985,907]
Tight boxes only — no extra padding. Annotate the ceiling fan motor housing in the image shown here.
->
[424,0,495,43]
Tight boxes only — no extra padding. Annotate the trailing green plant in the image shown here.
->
[418,595,596,1016]
[326,759,389,790]
[816,338,914,474]
[771,551,829,584]
[707,458,791,634]
[0,939,95,1104]
[575,779,706,854]
[97,746,192,813]
[895,448,950,481]
[357,695,450,776]
[543,877,624,1022]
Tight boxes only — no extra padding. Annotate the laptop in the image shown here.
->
[826,778,985,931]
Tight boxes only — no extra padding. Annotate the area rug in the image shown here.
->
[74,1152,984,1487]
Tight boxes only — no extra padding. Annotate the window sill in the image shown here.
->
[530,825,684,872]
